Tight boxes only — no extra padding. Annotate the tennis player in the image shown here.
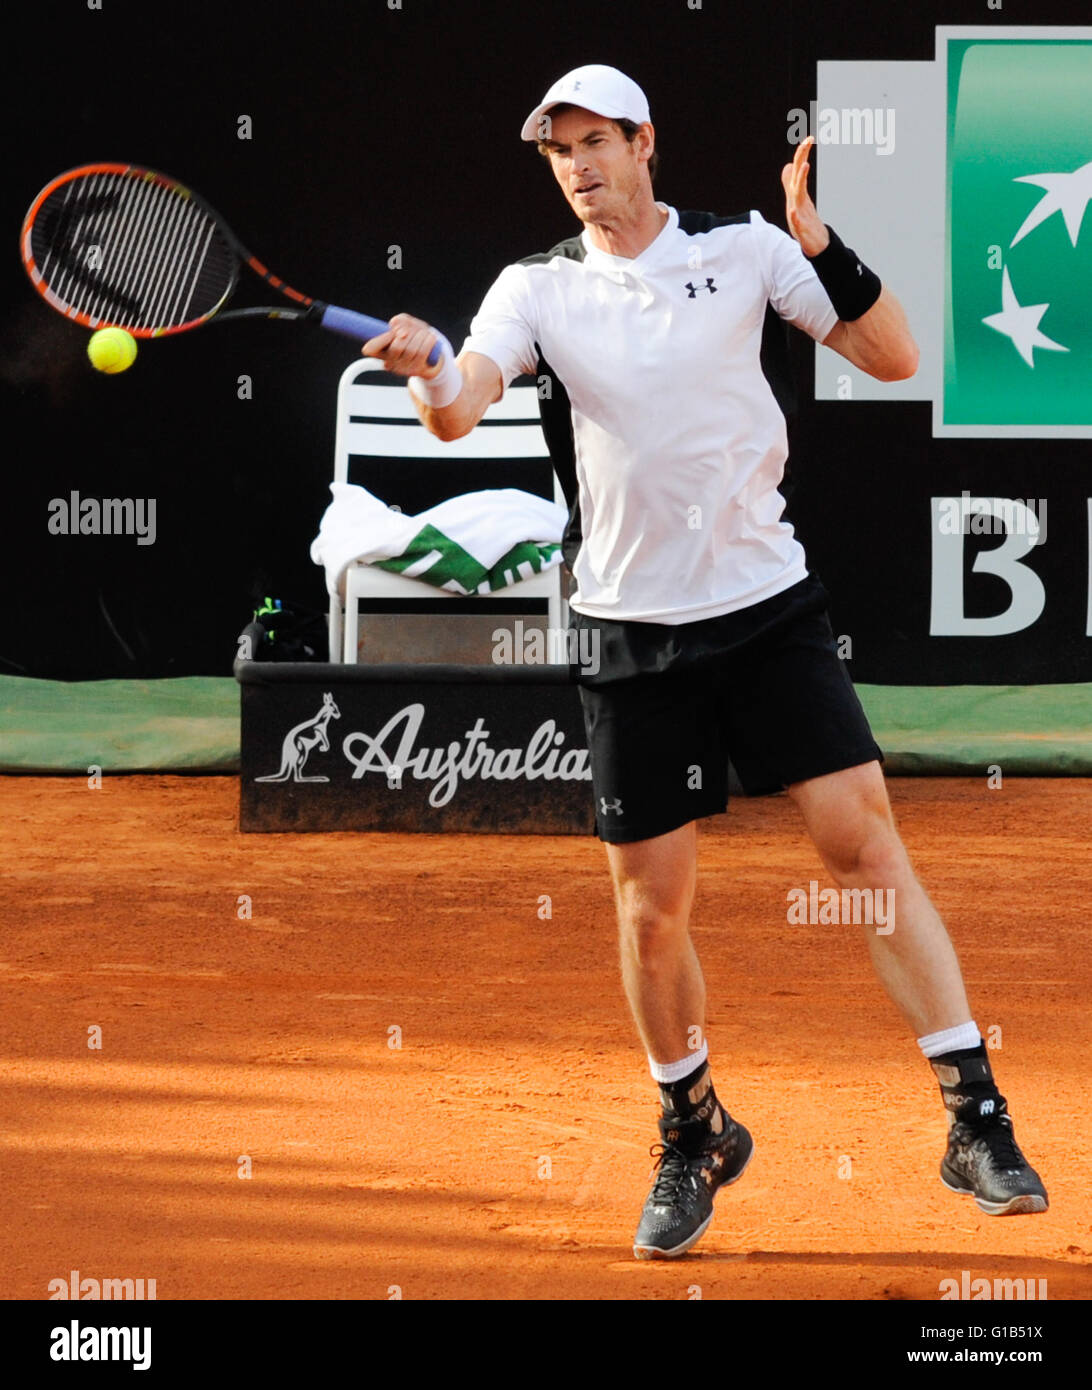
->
[363,64,1048,1259]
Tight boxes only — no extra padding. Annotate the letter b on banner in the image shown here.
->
[929,496,1045,635]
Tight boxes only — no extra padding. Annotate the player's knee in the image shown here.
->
[824,822,907,886]
[617,901,689,965]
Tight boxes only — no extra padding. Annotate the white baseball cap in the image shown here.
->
[520,65,651,142]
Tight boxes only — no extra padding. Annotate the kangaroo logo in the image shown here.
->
[255,692,341,783]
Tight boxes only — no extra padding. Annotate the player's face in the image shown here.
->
[542,107,649,224]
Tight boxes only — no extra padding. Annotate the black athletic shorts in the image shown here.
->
[571,573,883,844]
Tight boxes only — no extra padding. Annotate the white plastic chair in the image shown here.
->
[328,358,568,664]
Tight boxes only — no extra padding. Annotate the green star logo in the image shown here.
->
[944,39,1092,429]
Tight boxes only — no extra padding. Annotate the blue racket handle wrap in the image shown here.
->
[319,304,442,365]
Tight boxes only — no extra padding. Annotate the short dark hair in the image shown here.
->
[535,102,660,183]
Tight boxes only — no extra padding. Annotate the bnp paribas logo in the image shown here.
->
[945,37,1092,432]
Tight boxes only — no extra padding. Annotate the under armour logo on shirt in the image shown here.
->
[685,278,718,297]
[600,796,623,815]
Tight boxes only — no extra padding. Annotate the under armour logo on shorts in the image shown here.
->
[600,796,623,815]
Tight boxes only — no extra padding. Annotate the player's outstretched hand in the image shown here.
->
[781,136,830,258]
[362,313,444,378]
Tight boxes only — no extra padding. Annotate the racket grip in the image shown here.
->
[318,304,442,365]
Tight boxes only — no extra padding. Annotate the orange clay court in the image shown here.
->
[2,774,1089,1301]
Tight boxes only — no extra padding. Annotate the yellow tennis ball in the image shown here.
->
[87,327,138,374]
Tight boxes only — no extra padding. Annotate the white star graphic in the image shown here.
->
[1010,158,1092,248]
[982,267,1069,368]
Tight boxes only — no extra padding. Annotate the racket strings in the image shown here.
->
[30,170,236,331]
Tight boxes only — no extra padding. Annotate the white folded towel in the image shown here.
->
[310,482,566,598]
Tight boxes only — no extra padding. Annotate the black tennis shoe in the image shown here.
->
[633,1107,754,1259]
[940,1097,1049,1216]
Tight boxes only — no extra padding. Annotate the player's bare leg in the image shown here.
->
[785,761,969,1034]
[606,823,754,1258]
[606,822,704,1063]
[788,760,1048,1215]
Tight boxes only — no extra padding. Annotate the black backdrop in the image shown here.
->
[4,0,1090,682]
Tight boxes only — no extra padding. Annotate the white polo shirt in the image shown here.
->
[460,204,839,624]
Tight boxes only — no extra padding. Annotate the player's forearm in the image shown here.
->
[408,349,501,441]
[409,371,475,441]
[829,285,920,382]
[363,314,477,437]
[808,224,919,381]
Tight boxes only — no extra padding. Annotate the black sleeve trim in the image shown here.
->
[532,350,582,574]
[518,233,587,268]
[677,209,751,234]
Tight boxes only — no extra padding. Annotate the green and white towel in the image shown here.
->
[311,481,566,597]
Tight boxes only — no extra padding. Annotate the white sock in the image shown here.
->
[648,1041,708,1085]
[917,1021,981,1059]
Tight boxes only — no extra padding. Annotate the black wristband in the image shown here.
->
[806,225,882,322]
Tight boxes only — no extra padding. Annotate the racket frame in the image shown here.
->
[23,163,339,338]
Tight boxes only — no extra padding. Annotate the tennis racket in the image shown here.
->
[19,162,440,363]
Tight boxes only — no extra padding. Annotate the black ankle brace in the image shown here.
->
[659,1061,718,1126]
[930,1046,1004,1125]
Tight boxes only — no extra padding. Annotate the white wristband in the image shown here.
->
[408,333,462,409]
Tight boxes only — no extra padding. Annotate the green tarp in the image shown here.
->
[0,675,1088,775]
[858,684,1091,775]
[0,676,240,773]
